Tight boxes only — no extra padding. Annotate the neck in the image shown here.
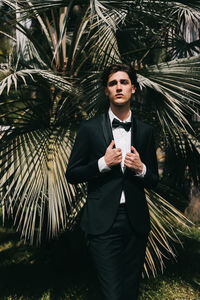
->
[110,105,131,121]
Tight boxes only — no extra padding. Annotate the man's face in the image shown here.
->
[104,71,135,108]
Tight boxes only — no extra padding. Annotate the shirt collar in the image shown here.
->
[109,107,132,123]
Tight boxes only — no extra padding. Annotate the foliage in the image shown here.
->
[0,222,199,299]
[0,0,200,275]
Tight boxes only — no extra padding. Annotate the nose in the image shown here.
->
[116,82,122,91]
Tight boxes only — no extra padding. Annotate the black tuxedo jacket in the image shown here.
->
[66,111,159,235]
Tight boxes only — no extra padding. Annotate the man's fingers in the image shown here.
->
[124,157,131,162]
[125,153,136,160]
[131,146,138,154]
[115,148,122,154]
[108,140,115,149]
[124,157,133,164]
[125,152,134,157]
[116,151,122,158]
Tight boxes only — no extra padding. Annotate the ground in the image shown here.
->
[0,222,199,300]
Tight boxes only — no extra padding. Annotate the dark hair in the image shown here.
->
[101,63,137,87]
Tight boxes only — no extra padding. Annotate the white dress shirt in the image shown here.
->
[98,108,146,203]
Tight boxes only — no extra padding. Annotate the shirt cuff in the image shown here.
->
[98,156,111,173]
[136,163,146,178]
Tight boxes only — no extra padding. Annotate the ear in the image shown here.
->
[131,85,136,94]
[104,87,109,96]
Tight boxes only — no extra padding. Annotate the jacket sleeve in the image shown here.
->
[137,128,159,189]
[66,121,100,184]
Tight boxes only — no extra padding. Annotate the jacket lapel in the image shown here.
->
[125,113,138,176]
[131,113,138,149]
[101,112,122,173]
[101,111,139,149]
[101,111,139,175]
[101,112,114,147]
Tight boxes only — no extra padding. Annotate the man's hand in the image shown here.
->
[124,146,143,174]
[104,140,122,167]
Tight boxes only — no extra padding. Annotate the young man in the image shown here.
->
[66,64,159,300]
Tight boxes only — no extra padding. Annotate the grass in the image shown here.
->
[0,223,199,300]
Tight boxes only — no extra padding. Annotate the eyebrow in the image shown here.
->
[108,79,130,86]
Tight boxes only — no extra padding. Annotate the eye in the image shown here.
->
[120,79,129,85]
[108,80,117,87]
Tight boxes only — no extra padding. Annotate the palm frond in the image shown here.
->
[0,127,85,244]
[138,55,200,136]
[162,132,200,188]
[167,2,200,58]
[0,68,79,95]
[1,0,65,15]
[145,189,193,277]
[171,2,200,22]
[0,0,199,278]
[0,68,34,95]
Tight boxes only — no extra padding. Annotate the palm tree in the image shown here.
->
[0,0,199,275]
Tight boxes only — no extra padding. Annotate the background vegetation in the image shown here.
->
[0,1,200,297]
[0,221,199,300]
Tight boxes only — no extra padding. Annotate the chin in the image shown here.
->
[114,101,128,106]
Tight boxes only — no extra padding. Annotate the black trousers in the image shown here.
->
[88,204,148,300]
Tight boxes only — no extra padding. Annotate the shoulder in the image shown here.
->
[85,113,103,125]
[135,118,153,132]
[78,113,104,131]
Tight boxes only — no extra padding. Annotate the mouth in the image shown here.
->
[115,94,123,97]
